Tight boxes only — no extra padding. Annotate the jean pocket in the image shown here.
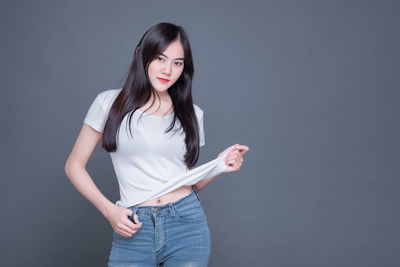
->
[174,201,207,223]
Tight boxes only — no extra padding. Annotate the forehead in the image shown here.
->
[161,40,184,59]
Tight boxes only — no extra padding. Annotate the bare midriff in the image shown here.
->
[135,185,193,207]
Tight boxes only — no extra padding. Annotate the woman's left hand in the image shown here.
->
[218,144,250,173]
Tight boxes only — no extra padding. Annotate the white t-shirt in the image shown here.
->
[83,88,228,207]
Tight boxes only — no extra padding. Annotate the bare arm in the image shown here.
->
[64,124,114,217]
[189,163,219,192]
[192,144,250,192]
[193,175,218,192]
[64,124,141,237]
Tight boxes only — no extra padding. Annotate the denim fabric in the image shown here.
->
[107,186,211,267]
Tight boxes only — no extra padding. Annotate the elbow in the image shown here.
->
[64,158,85,179]
[64,159,73,179]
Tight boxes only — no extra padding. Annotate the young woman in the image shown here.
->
[65,22,249,267]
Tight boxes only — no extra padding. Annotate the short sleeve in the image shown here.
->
[196,106,205,147]
[83,94,107,133]
[199,112,205,147]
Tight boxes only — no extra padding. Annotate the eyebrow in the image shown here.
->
[160,53,184,61]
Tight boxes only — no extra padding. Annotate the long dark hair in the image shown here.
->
[102,22,200,168]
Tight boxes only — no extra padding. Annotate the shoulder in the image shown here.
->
[96,88,122,109]
[193,103,204,117]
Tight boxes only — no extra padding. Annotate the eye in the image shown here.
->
[175,61,183,66]
[157,56,164,62]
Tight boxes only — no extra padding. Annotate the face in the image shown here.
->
[146,40,185,95]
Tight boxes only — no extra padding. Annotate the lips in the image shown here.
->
[157,77,170,83]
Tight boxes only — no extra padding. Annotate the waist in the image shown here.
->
[135,185,193,207]
[130,186,201,215]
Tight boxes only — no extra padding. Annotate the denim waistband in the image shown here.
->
[128,186,201,216]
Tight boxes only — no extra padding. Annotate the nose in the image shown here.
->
[162,62,172,75]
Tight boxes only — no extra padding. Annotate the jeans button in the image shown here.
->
[154,208,158,213]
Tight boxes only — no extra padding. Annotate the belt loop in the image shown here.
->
[130,207,138,221]
[193,186,201,201]
[168,203,176,217]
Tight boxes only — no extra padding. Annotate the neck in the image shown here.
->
[151,91,171,104]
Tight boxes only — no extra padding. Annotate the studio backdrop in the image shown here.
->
[0,1,399,266]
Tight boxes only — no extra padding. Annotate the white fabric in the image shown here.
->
[83,88,228,207]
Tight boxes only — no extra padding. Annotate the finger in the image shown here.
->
[126,219,142,231]
[239,145,249,151]
[226,153,239,162]
[232,161,242,170]
[122,214,139,231]
[226,154,236,161]
[235,163,241,170]
[219,144,241,158]
[228,165,239,172]
[228,162,239,168]
[226,159,236,165]
[124,220,138,232]
[118,229,132,237]
[227,144,241,154]
[127,209,134,222]
[133,214,140,223]
[230,150,241,158]
[123,229,138,237]
[237,145,250,152]
[127,222,142,233]
[119,223,135,235]
[133,214,143,229]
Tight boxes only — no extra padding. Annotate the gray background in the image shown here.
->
[1,0,399,266]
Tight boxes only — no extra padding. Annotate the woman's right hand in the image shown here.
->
[218,143,249,173]
[105,205,142,237]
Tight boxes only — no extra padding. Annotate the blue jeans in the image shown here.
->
[107,186,211,267]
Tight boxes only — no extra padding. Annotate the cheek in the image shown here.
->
[147,62,157,75]
[173,68,184,81]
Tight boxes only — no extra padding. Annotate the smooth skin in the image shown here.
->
[65,39,249,238]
